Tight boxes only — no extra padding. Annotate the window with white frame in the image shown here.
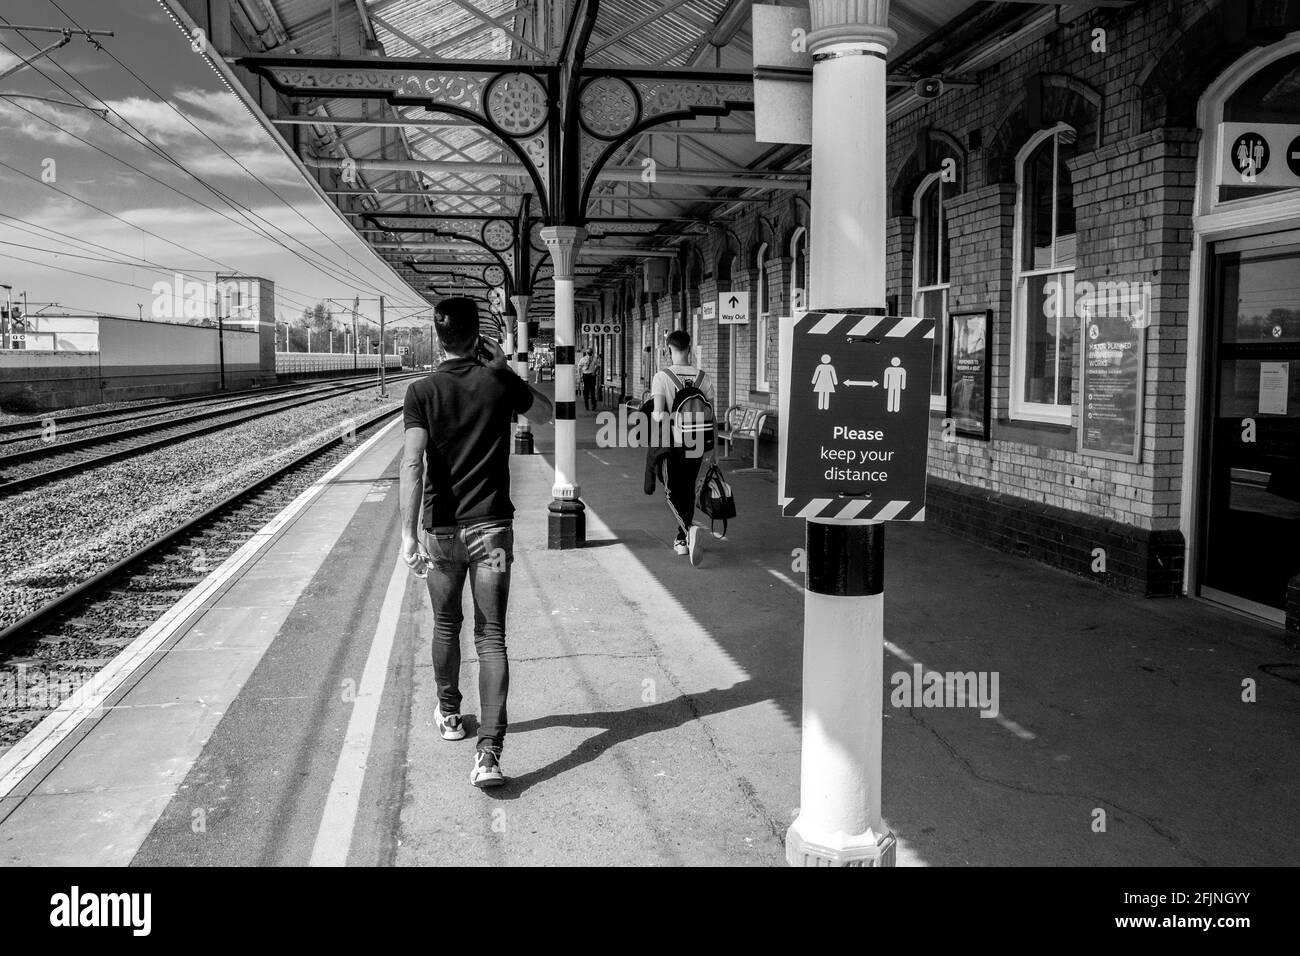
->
[913,173,951,409]
[755,242,771,392]
[1012,124,1078,424]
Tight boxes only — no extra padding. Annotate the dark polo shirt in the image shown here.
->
[402,358,534,528]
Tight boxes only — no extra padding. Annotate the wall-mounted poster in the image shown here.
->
[947,310,991,440]
[1079,312,1146,462]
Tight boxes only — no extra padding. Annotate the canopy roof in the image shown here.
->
[225,0,1135,312]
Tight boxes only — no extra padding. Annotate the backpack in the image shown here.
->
[697,462,737,537]
[663,368,715,454]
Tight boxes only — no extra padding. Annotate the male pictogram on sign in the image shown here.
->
[883,357,906,412]
[812,354,837,409]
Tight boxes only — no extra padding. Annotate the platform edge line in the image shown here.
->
[308,551,409,868]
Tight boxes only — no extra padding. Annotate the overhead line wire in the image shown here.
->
[44,0,424,304]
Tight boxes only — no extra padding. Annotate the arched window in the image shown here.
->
[755,241,771,392]
[1012,124,1078,423]
[790,227,807,312]
[913,172,951,409]
[1216,50,1300,204]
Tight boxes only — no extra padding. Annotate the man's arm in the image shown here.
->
[400,426,430,569]
[482,337,553,424]
[651,371,668,422]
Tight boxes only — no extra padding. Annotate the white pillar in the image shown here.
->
[540,225,586,548]
[786,0,898,869]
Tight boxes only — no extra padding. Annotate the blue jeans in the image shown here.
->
[422,521,513,751]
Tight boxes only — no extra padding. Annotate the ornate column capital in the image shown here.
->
[510,294,531,321]
[808,0,897,54]
[539,225,587,280]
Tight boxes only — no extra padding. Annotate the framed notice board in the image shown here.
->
[946,310,991,440]
[1079,312,1146,462]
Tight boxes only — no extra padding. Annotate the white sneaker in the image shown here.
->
[470,748,505,788]
[687,526,703,567]
[435,706,466,741]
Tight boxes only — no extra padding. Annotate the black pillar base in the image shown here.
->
[548,498,586,549]
[513,430,534,455]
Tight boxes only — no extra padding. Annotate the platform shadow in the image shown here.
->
[479,679,781,799]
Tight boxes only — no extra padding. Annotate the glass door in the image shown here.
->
[1199,231,1300,623]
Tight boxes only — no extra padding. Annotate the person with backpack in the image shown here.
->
[650,329,715,565]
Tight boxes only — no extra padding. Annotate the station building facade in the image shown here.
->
[606,0,1300,638]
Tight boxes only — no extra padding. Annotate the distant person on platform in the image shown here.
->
[650,329,714,563]
[579,348,599,411]
[400,297,554,789]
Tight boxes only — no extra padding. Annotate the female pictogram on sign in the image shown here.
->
[812,354,838,409]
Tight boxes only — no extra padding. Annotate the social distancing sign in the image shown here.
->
[778,311,935,520]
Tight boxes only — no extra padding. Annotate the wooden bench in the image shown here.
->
[718,404,771,474]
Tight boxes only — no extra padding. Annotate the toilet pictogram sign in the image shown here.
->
[779,311,935,520]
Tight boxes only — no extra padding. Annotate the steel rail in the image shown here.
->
[0,404,403,653]
[0,374,419,495]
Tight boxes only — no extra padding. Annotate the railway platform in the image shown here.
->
[0,389,1296,867]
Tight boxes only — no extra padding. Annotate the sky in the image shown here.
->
[0,0,430,333]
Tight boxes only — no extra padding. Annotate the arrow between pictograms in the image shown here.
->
[843,380,879,387]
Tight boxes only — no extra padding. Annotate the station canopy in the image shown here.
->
[225,0,1133,317]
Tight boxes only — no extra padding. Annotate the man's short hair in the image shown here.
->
[666,329,691,351]
[434,297,478,353]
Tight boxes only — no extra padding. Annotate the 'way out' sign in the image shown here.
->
[778,311,935,520]
[719,291,749,325]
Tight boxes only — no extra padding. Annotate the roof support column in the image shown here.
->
[511,293,534,454]
[788,0,899,869]
[540,225,587,548]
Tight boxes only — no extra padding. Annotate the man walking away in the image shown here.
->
[651,329,714,565]
[400,297,554,788]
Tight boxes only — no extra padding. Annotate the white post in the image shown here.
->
[540,225,586,548]
[786,0,898,869]
[511,293,534,454]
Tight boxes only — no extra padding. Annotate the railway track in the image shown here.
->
[0,404,404,748]
[0,373,419,494]
[0,369,406,445]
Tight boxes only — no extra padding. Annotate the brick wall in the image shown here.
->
[603,0,1298,600]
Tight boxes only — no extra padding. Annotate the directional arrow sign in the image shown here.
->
[843,380,879,387]
[719,290,749,325]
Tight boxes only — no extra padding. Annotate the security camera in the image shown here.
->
[914,77,944,99]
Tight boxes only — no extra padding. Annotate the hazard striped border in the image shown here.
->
[797,311,935,340]
[781,497,926,522]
